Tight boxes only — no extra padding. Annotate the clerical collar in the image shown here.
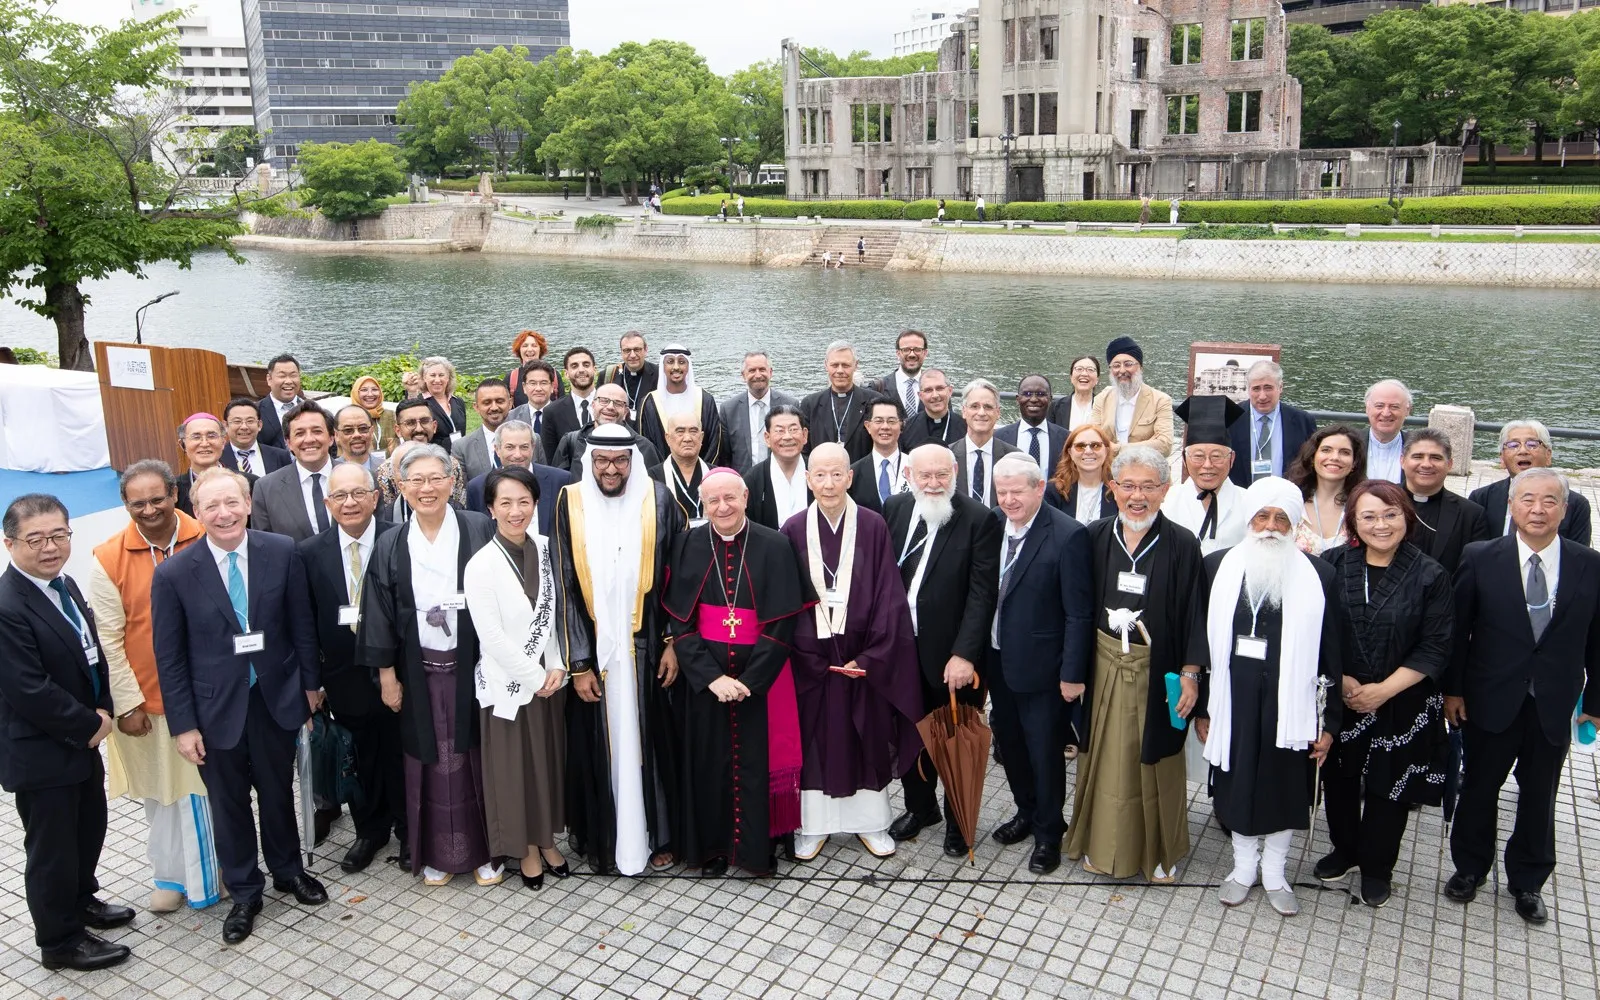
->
[715,522,746,542]
[1411,492,1432,503]
[833,390,850,398]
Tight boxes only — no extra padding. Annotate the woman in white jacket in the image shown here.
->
[464,466,570,889]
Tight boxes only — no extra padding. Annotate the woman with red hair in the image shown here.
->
[507,331,564,406]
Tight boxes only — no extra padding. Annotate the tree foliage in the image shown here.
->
[296,140,408,223]
[797,47,940,78]
[397,45,542,177]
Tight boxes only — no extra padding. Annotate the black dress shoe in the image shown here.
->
[520,870,545,891]
[222,900,262,944]
[992,815,1031,846]
[1444,871,1486,902]
[1360,876,1392,908]
[41,933,131,971]
[80,897,136,930]
[1028,845,1061,875]
[313,807,341,847]
[1514,890,1548,924]
[1313,853,1353,882]
[272,873,329,905]
[888,810,941,842]
[943,826,969,858]
[341,836,387,874]
[396,844,412,871]
[700,857,729,878]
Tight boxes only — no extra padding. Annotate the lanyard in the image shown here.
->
[1114,530,1160,574]
[830,393,851,443]
[1247,587,1268,638]
[670,463,703,518]
[494,538,524,582]
[898,518,932,566]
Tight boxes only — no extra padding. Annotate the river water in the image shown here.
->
[4,249,1599,463]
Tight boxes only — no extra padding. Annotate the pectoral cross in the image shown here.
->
[722,609,743,639]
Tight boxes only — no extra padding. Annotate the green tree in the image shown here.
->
[1287,24,1380,148]
[209,125,264,177]
[727,60,784,178]
[799,48,940,78]
[397,46,541,177]
[297,140,407,224]
[0,3,249,370]
[1563,13,1600,134]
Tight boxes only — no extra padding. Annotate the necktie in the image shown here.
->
[580,399,591,427]
[1255,415,1272,479]
[899,519,929,585]
[1527,553,1551,643]
[971,450,986,503]
[1001,533,1025,597]
[879,458,892,503]
[533,409,543,436]
[311,472,330,531]
[1029,426,1042,465]
[903,377,918,416]
[753,400,768,462]
[239,449,254,475]
[48,578,99,699]
[347,540,363,633]
[227,552,256,686]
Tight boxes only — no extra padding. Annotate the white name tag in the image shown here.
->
[234,632,266,655]
[1235,635,1268,660]
[1117,571,1147,596]
[1252,459,1272,477]
[824,588,846,611]
[338,605,360,626]
[688,518,709,530]
[84,643,100,667]
[437,592,468,612]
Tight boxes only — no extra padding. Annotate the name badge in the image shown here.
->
[234,632,266,655]
[688,518,709,530]
[338,605,360,626]
[824,588,846,611]
[438,592,467,612]
[1117,571,1147,596]
[1252,459,1272,477]
[84,642,100,667]
[1234,635,1268,660]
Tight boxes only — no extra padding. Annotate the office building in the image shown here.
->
[892,8,976,57]
[129,3,255,168]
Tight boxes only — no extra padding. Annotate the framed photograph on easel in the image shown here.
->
[1187,342,1282,403]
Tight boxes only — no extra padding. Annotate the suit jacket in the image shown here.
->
[425,395,468,451]
[151,530,321,750]
[178,468,258,517]
[744,457,811,530]
[1228,402,1318,487]
[1447,535,1600,745]
[256,395,306,450]
[951,437,1021,507]
[550,429,660,477]
[1043,480,1118,521]
[900,410,966,451]
[718,388,799,473]
[604,360,658,425]
[251,461,338,543]
[991,505,1095,692]
[867,369,925,414]
[0,567,112,793]
[996,419,1070,481]
[298,520,398,718]
[883,492,1001,687]
[452,428,496,483]
[464,463,572,536]
[848,451,910,515]
[538,392,596,464]
[1091,383,1176,457]
[1405,485,1490,574]
[799,386,883,463]
[219,441,292,475]
[503,405,553,464]
[1468,477,1592,547]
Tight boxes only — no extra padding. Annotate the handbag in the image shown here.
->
[308,709,366,810]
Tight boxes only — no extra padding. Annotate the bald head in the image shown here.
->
[665,409,704,461]
[807,443,852,512]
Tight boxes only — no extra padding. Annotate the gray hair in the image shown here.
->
[961,378,999,406]
[742,350,770,365]
[991,454,1043,487]
[1246,360,1283,385]
[328,462,378,490]
[1499,419,1552,452]
[1509,467,1570,501]
[1110,445,1171,485]
[418,356,457,396]
[494,419,533,448]
[120,459,178,499]
[398,443,452,480]
[824,340,855,360]
[1364,378,1413,409]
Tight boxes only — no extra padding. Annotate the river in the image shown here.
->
[4,248,1598,463]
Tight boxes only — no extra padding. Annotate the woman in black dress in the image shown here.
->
[1318,479,1453,908]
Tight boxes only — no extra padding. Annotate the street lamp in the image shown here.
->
[999,130,1016,204]
[1389,119,1402,205]
[134,291,179,345]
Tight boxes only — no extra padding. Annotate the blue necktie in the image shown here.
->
[227,552,256,686]
[879,458,892,503]
[1029,427,1042,465]
[49,578,99,700]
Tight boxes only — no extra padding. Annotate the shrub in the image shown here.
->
[658,195,907,219]
[303,348,486,402]
[733,183,787,197]
[1000,201,1145,222]
[12,347,56,366]
[1181,223,1276,240]
[1396,194,1600,225]
[575,213,621,229]
[433,178,609,195]
[904,200,982,221]
[296,139,407,223]
[660,187,692,200]
[1180,200,1394,225]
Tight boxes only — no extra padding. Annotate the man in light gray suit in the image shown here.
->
[718,351,798,474]
[451,378,513,482]
[949,379,1019,507]
[252,401,340,543]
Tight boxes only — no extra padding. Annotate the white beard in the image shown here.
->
[1238,529,1293,609]
[1120,512,1157,534]
[912,489,955,531]
[1116,372,1145,402]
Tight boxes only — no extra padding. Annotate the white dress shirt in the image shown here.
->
[338,520,377,600]
[965,436,995,505]
[992,509,1041,647]
[770,457,809,525]
[748,391,771,465]
[481,425,500,467]
[1018,419,1050,475]
[872,448,905,500]
[409,510,462,650]
[1366,431,1404,484]
[894,369,921,415]
[1517,534,1561,605]
[295,459,334,531]
[1115,394,1137,443]
[231,443,260,469]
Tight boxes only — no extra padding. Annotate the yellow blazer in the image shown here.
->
[1092,384,1176,458]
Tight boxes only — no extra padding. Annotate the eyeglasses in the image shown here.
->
[185,432,223,443]
[1017,390,1051,399]
[1355,512,1404,527]
[1109,361,1140,373]
[1503,439,1547,451]
[328,489,375,503]
[403,475,451,488]
[1115,481,1162,495]
[592,455,632,470]
[1072,441,1106,452]
[1070,365,1099,376]
[126,497,173,512]
[867,417,901,426]
[338,424,374,435]
[594,397,626,408]
[9,530,72,550]
[399,419,433,430]
[897,346,926,354]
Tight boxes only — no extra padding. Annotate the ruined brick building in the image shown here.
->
[782,0,1462,201]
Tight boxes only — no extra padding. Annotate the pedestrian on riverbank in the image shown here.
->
[975,195,986,222]
[1139,195,1152,226]
[719,199,728,221]
[936,199,946,224]
[736,195,745,218]
[1168,196,1181,226]
[857,237,866,262]
[562,183,569,200]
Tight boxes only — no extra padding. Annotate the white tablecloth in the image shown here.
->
[0,364,110,472]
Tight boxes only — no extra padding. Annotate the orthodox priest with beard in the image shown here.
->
[1197,476,1345,917]
[663,468,808,877]
[551,424,683,876]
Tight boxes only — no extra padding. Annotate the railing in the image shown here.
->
[1303,410,1600,443]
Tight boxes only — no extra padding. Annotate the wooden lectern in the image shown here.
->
[94,342,231,474]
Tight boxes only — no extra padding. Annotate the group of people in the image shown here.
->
[3,328,1598,974]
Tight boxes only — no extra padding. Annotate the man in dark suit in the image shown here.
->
[538,346,601,461]
[177,412,256,517]
[986,455,1094,875]
[718,351,799,473]
[950,379,1020,507]
[462,419,571,535]
[1228,361,1317,487]
[899,368,966,450]
[507,359,558,454]
[1468,419,1592,546]
[848,397,910,514]
[252,401,338,543]
[550,383,661,475]
[866,329,929,421]
[883,445,1001,856]
[1444,468,1600,925]
[451,378,513,483]
[256,354,308,450]
[297,464,404,874]
[1403,429,1489,574]
[152,468,328,944]
[744,404,812,530]
[996,374,1069,482]
[603,330,657,427]
[0,494,134,971]
[220,397,292,476]
[799,341,882,463]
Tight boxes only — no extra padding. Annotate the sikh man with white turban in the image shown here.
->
[1195,476,1345,916]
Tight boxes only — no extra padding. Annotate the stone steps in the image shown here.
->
[806,227,900,269]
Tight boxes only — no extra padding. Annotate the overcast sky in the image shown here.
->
[60,0,920,73]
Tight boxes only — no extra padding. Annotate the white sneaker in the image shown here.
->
[422,866,452,886]
[475,863,505,886]
[858,830,896,858]
[793,833,826,860]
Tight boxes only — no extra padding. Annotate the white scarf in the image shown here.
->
[474,535,559,720]
[1202,477,1327,772]
[807,499,858,638]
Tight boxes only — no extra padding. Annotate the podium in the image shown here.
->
[94,342,231,474]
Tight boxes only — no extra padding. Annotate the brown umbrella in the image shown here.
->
[914,680,991,865]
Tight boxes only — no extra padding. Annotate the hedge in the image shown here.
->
[659,195,908,219]
[1000,201,1145,222]
[303,350,487,402]
[1178,199,1394,225]
[733,183,787,197]
[1396,194,1600,225]
[905,199,984,221]
[433,177,617,195]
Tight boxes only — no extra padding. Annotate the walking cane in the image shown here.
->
[1296,676,1333,885]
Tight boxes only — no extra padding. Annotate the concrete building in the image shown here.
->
[241,0,570,167]
[892,8,977,57]
[1436,0,1587,16]
[784,0,1460,202]
[128,4,254,168]
[1281,0,1427,34]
